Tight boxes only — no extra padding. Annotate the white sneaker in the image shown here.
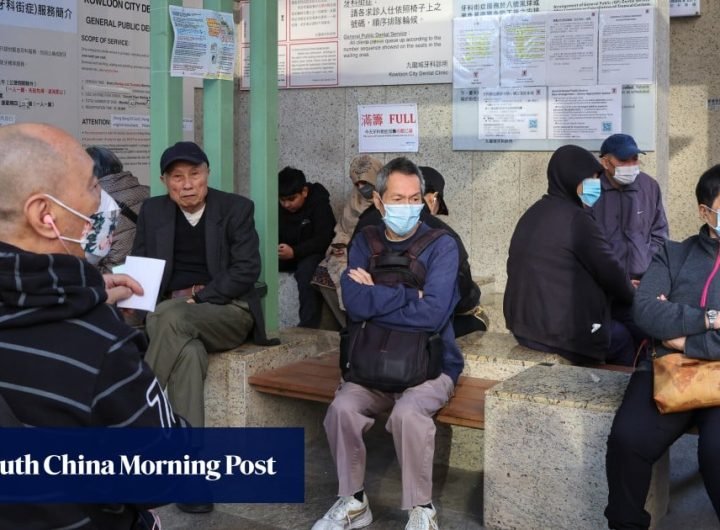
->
[311,494,373,530]
[405,504,439,530]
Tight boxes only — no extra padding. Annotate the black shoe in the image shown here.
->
[176,503,214,514]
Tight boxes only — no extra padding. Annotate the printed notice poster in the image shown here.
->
[453,16,500,89]
[546,10,598,86]
[170,5,236,80]
[548,85,622,139]
[358,104,419,153]
[339,1,452,87]
[241,0,453,88]
[455,0,654,15]
[669,0,700,17]
[599,7,654,85]
[500,13,547,87]
[79,1,151,185]
[478,87,547,140]
[0,0,79,136]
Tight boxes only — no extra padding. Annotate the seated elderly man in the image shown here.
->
[0,123,185,529]
[132,141,271,512]
[312,157,463,530]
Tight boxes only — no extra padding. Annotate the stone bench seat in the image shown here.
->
[248,352,500,429]
[484,363,668,530]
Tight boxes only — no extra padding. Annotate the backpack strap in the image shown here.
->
[405,228,449,260]
[117,201,138,224]
[360,225,389,257]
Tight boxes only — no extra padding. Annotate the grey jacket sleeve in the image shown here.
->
[632,242,706,341]
[649,183,669,256]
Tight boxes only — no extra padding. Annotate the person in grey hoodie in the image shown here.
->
[605,165,720,530]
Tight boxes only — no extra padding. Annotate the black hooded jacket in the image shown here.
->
[504,145,634,362]
[0,241,185,529]
[278,182,336,261]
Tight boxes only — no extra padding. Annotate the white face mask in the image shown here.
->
[613,165,640,186]
[44,190,120,265]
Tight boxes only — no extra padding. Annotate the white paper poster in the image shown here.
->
[241,0,453,88]
[669,0,700,17]
[453,16,500,89]
[79,0,151,185]
[599,7,654,85]
[546,10,598,86]
[479,87,547,140]
[548,85,622,139]
[358,104,419,153]
[0,0,79,136]
[169,5,236,80]
[500,13,547,87]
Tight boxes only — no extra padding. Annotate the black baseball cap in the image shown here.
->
[160,141,210,174]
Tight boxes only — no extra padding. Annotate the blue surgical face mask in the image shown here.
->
[704,205,720,237]
[579,178,601,207]
[381,201,423,237]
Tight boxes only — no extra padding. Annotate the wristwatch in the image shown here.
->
[707,309,718,329]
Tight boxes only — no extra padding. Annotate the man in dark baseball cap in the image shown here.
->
[599,133,646,161]
[132,139,275,514]
[159,141,210,175]
[593,132,668,352]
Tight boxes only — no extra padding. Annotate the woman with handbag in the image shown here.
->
[605,165,720,529]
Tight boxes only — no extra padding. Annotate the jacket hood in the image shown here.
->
[547,145,603,205]
[0,242,107,328]
[99,170,146,193]
[303,182,331,209]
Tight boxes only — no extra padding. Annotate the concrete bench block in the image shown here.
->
[484,364,668,530]
[457,331,571,381]
[204,327,339,441]
[278,272,300,329]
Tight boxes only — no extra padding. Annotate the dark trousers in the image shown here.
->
[514,319,635,365]
[280,254,324,328]
[605,367,720,529]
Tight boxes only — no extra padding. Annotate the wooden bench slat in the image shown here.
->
[248,353,498,429]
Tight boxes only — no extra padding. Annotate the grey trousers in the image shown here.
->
[144,297,254,427]
[323,374,454,509]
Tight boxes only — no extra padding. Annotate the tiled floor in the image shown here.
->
[157,425,718,529]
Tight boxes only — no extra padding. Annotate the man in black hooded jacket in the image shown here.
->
[504,145,635,365]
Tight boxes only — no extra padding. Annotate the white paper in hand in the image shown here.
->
[116,256,166,312]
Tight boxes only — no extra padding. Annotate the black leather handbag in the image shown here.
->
[340,320,443,393]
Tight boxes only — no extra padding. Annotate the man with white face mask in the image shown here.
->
[594,133,668,282]
[0,123,185,528]
[593,134,668,349]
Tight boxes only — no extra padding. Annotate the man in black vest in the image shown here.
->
[132,142,265,513]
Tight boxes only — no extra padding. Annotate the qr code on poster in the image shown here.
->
[602,121,612,132]
[529,119,538,129]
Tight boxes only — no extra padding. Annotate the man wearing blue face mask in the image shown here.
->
[505,145,636,365]
[592,134,669,350]
[312,157,462,530]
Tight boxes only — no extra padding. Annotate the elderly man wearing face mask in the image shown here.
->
[593,134,668,284]
[592,134,669,349]
[0,123,186,529]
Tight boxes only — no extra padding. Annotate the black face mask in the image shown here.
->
[358,184,375,200]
